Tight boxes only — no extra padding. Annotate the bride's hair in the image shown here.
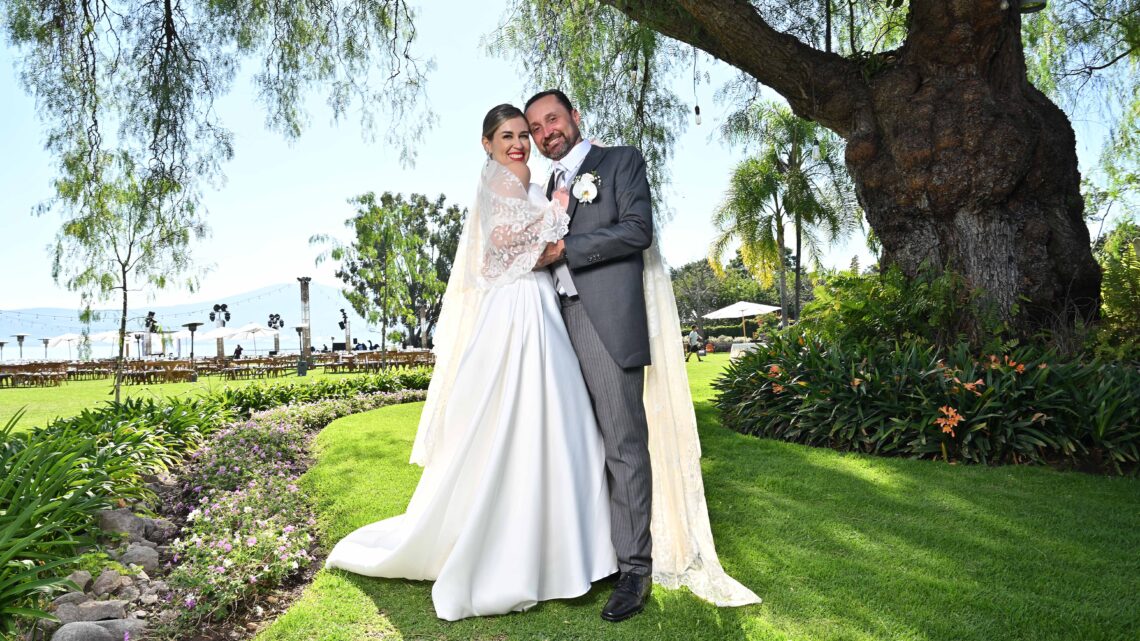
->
[482,104,526,140]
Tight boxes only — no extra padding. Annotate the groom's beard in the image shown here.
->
[543,131,581,161]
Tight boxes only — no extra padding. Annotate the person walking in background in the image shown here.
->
[685,326,703,362]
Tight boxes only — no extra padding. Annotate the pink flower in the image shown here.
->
[246,536,258,546]
[185,595,197,609]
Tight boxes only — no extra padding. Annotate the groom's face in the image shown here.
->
[526,95,582,161]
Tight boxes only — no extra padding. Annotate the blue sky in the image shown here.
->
[0,1,1111,320]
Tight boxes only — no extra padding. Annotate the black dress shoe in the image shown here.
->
[601,572,651,622]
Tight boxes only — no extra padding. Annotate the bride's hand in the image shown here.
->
[553,187,570,209]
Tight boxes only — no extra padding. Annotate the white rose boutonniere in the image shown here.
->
[571,172,600,204]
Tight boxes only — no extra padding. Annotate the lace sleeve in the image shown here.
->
[477,162,569,285]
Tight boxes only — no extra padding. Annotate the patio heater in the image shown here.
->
[183,322,204,381]
[13,334,28,361]
[0,341,6,363]
[41,338,50,360]
[294,326,309,376]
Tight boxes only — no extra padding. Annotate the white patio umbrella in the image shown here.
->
[228,323,279,356]
[703,301,782,337]
[48,332,83,360]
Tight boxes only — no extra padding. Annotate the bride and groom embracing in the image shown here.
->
[324,90,761,622]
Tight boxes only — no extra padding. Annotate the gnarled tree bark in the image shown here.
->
[606,0,1101,330]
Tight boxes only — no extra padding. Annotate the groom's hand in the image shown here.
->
[533,240,566,269]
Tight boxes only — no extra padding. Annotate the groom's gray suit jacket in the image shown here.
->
[548,145,653,369]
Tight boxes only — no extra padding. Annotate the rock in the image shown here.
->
[116,586,140,602]
[65,571,93,592]
[90,570,124,597]
[93,509,146,542]
[51,592,89,608]
[75,599,127,621]
[54,604,82,625]
[144,518,179,543]
[134,539,158,549]
[149,580,169,594]
[156,610,178,624]
[50,622,114,641]
[119,545,160,574]
[133,570,150,582]
[131,610,148,619]
[265,595,279,605]
[245,622,259,632]
[139,593,159,606]
[93,619,147,639]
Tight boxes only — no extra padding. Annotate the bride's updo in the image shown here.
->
[482,103,526,140]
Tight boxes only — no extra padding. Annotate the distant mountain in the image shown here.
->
[0,282,393,361]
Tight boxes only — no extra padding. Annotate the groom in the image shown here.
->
[526,89,654,623]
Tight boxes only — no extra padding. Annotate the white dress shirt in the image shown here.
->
[550,140,592,296]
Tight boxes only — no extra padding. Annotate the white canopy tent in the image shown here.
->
[47,333,83,360]
[702,301,782,337]
[227,323,279,356]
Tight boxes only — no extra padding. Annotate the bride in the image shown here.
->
[324,104,760,621]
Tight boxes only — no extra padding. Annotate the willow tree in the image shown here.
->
[3,0,432,325]
[495,0,1110,332]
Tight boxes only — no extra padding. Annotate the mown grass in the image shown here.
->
[0,370,344,431]
[253,353,1139,640]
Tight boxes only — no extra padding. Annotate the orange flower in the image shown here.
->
[772,383,786,393]
[1015,363,1026,374]
[1038,363,1048,369]
[851,377,864,388]
[768,364,782,375]
[962,378,985,396]
[933,405,963,437]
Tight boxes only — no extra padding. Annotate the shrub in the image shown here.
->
[714,331,1140,473]
[202,368,432,418]
[799,265,1007,351]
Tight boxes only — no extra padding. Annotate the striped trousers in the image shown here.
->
[560,296,652,576]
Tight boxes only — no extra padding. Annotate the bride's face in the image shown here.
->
[482,116,531,167]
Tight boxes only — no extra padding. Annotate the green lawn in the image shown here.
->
[0,370,342,431]
[256,353,1140,641]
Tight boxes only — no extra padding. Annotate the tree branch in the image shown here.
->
[602,0,866,135]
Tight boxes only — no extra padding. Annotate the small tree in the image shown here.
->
[46,150,207,401]
[312,192,462,351]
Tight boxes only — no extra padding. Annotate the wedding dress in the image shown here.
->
[325,161,618,620]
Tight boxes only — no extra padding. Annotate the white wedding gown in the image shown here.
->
[325,173,618,620]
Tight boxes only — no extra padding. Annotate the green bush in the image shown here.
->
[714,331,1140,473]
[1092,218,1140,360]
[202,368,432,418]
[799,265,1008,350]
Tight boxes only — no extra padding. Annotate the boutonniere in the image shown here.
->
[571,172,600,203]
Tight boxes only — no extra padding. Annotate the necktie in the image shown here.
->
[549,165,577,297]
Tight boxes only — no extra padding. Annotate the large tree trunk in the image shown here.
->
[607,0,1102,333]
[845,3,1100,330]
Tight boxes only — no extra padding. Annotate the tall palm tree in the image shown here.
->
[713,100,859,322]
[710,156,792,327]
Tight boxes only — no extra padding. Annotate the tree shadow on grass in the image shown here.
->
[694,395,1140,641]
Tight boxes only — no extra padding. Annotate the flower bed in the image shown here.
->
[714,332,1140,473]
[153,389,426,639]
[2,375,429,640]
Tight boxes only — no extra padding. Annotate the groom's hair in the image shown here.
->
[525,89,574,115]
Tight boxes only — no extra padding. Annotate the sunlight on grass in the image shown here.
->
[252,353,1140,641]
